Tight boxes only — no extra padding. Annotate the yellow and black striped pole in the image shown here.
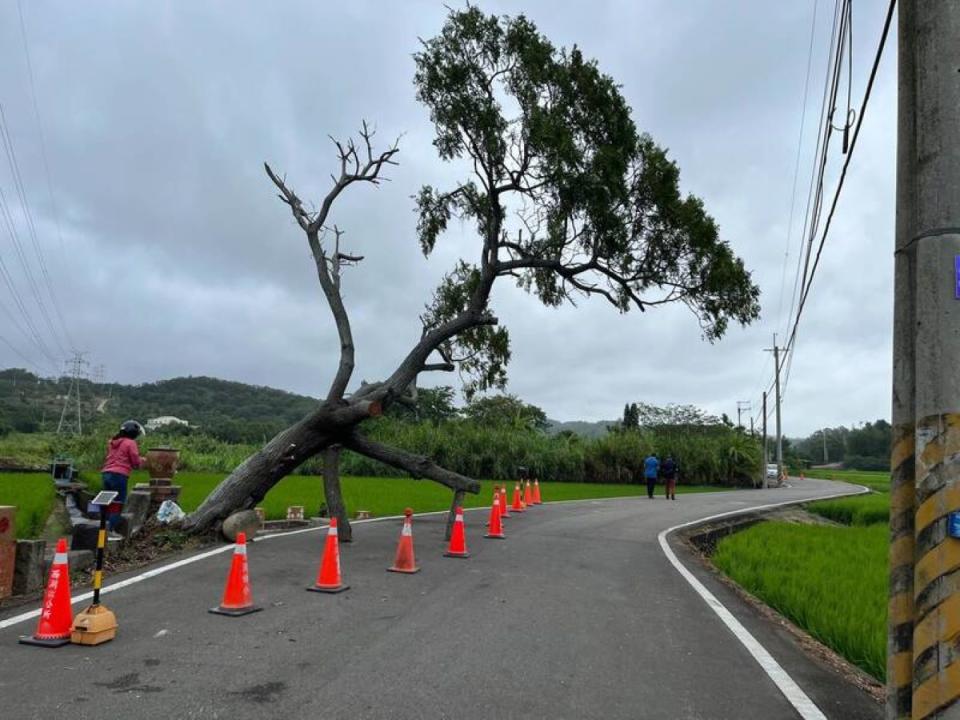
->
[92,503,109,606]
[887,422,914,719]
[911,415,960,719]
[892,3,960,718]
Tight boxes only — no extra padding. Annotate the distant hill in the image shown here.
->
[1,367,615,442]
[545,419,613,439]
[0,368,318,435]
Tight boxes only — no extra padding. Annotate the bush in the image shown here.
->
[844,455,889,472]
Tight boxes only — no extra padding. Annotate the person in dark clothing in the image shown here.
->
[643,453,659,499]
[661,455,678,501]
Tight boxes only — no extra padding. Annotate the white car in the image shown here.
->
[765,464,779,480]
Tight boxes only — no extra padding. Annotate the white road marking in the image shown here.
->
[657,484,869,720]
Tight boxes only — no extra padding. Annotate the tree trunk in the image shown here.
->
[184,400,380,533]
[445,489,465,541]
[323,446,351,542]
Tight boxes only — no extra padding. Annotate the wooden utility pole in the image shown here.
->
[889,3,960,719]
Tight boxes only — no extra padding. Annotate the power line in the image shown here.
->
[784,0,896,358]
[751,0,896,428]
[16,0,68,257]
[773,0,821,337]
[0,103,73,354]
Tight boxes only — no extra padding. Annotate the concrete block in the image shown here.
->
[222,510,260,542]
[122,490,151,537]
[13,539,46,595]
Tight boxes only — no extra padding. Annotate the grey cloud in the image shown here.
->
[0,1,898,436]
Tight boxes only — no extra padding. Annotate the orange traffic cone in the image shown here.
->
[523,480,534,507]
[500,485,511,518]
[533,479,542,504]
[209,532,261,616]
[308,518,350,593]
[388,508,420,574]
[485,494,505,539]
[511,483,526,513]
[444,506,470,558]
[19,538,73,646]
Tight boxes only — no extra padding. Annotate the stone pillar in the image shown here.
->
[0,506,15,599]
[13,539,46,595]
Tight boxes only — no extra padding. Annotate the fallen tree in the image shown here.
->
[184,7,761,537]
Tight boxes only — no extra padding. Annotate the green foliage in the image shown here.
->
[462,394,549,430]
[714,522,887,680]
[413,7,760,394]
[791,420,891,470]
[634,402,723,428]
[0,473,56,538]
[386,386,459,425]
[807,494,889,526]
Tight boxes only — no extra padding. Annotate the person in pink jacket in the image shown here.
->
[100,420,146,534]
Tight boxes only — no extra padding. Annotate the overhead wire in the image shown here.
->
[758,0,897,418]
[0,103,71,356]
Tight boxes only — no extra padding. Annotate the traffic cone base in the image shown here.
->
[19,538,73,647]
[71,603,118,645]
[18,635,71,647]
[484,533,505,540]
[306,583,350,594]
[209,604,263,616]
[387,566,420,574]
[444,549,471,558]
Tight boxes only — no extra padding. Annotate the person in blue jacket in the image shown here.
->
[643,453,660,499]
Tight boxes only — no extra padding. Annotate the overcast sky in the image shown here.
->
[0,1,897,436]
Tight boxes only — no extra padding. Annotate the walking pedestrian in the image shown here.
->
[643,453,659,499]
[100,420,147,537]
[661,455,678,501]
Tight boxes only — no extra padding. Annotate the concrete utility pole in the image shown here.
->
[888,4,960,719]
[765,336,786,482]
[822,429,828,464]
[762,391,768,490]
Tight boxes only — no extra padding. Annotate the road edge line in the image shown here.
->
[656,483,870,720]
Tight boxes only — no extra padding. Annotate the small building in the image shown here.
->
[145,416,190,432]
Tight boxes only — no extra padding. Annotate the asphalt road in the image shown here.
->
[0,479,883,720]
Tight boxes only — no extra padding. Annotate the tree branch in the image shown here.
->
[344,432,481,494]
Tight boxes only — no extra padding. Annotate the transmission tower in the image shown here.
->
[57,351,88,435]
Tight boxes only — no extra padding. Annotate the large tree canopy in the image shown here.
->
[415,8,759,396]
[184,7,760,535]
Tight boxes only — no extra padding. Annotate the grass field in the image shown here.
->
[712,467,890,681]
[0,471,723,535]
[714,521,887,680]
[807,493,889,525]
[803,468,890,493]
[0,474,56,539]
